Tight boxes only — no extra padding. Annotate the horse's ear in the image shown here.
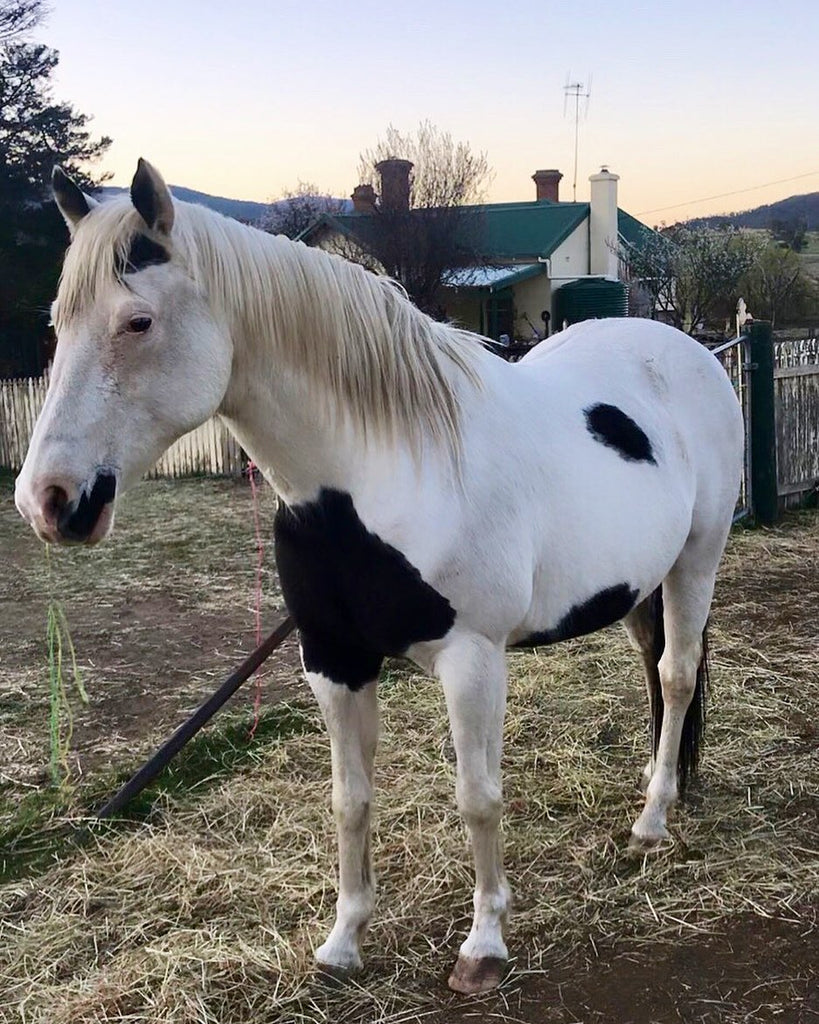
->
[130,158,174,236]
[52,166,98,236]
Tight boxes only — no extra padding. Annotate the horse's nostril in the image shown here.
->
[42,484,69,526]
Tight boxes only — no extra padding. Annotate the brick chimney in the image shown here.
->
[376,158,413,212]
[589,166,620,278]
[532,169,562,203]
[351,183,377,214]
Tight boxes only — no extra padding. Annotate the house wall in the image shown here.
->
[509,222,590,339]
[549,222,590,280]
[511,275,552,341]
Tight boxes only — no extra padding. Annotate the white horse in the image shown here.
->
[15,160,744,994]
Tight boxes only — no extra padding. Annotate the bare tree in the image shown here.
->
[342,122,492,316]
[740,242,817,329]
[0,0,43,42]
[358,120,492,208]
[620,225,763,334]
[258,180,347,240]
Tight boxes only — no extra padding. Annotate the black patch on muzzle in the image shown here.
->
[58,472,117,542]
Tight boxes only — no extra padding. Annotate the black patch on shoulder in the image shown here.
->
[585,403,656,464]
[119,234,169,275]
[274,489,456,689]
[515,583,639,648]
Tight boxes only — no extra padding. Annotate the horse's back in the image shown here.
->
[518,318,743,484]
[430,318,744,639]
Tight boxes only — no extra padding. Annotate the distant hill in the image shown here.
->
[99,184,273,223]
[98,184,352,225]
[685,192,819,231]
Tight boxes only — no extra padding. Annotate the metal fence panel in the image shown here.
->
[711,336,752,522]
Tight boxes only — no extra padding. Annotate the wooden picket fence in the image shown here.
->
[773,336,819,504]
[0,369,244,478]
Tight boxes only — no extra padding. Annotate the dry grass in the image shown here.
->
[0,476,817,1023]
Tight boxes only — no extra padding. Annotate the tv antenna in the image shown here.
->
[563,75,591,201]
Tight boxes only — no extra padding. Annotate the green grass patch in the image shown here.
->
[0,700,318,883]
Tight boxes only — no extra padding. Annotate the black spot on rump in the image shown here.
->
[274,489,455,689]
[585,403,656,464]
[515,583,638,648]
[118,234,169,275]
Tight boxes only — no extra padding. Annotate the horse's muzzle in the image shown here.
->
[18,470,117,545]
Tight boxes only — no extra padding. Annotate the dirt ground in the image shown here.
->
[0,474,817,1023]
[0,474,304,790]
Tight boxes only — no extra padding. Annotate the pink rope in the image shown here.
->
[246,461,264,738]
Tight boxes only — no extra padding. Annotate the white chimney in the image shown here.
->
[589,167,620,278]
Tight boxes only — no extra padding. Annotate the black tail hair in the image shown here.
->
[647,587,708,796]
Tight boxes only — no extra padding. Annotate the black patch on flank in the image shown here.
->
[119,233,170,275]
[514,583,639,648]
[58,471,116,542]
[274,489,456,690]
[585,403,656,464]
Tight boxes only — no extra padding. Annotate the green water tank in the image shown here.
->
[552,277,629,328]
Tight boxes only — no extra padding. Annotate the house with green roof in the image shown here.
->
[299,164,654,343]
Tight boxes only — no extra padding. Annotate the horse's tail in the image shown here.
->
[647,586,708,796]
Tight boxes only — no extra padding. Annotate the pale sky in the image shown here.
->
[43,0,818,225]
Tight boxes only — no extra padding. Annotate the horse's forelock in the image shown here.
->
[55,200,155,328]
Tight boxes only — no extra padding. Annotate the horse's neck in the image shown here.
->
[218,354,344,503]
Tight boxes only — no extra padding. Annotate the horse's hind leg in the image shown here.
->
[435,633,510,994]
[629,553,716,850]
[623,592,663,790]
[306,653,380,975]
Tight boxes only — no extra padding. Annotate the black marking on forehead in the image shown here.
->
[585,403,656,464]
[119,233,170,275]
[514,583,639,648]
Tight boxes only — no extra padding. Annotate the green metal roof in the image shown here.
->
[467,201,589,259]
[300,202,655,261]
[618,208,655,250]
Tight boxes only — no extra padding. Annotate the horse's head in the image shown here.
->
[15,160,233,544]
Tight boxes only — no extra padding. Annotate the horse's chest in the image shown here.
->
[274,489,455,683]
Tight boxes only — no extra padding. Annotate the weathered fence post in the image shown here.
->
[748,321,779,526]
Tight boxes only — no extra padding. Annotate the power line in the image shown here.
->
[636,170,819,217]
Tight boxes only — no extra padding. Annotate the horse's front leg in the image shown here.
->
[435,634,510,994]
[306,648,380,975]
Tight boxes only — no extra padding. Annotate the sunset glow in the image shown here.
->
[44,0,818,224]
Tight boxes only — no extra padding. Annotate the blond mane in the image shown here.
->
[56,197,486,455]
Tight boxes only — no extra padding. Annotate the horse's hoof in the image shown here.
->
[628,829,672,855]
[448,955,507,994]
[313,962,357,989]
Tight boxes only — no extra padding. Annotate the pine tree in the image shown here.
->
[0,0,111,375]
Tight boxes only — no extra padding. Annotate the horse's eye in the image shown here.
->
[127,316,153,334]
